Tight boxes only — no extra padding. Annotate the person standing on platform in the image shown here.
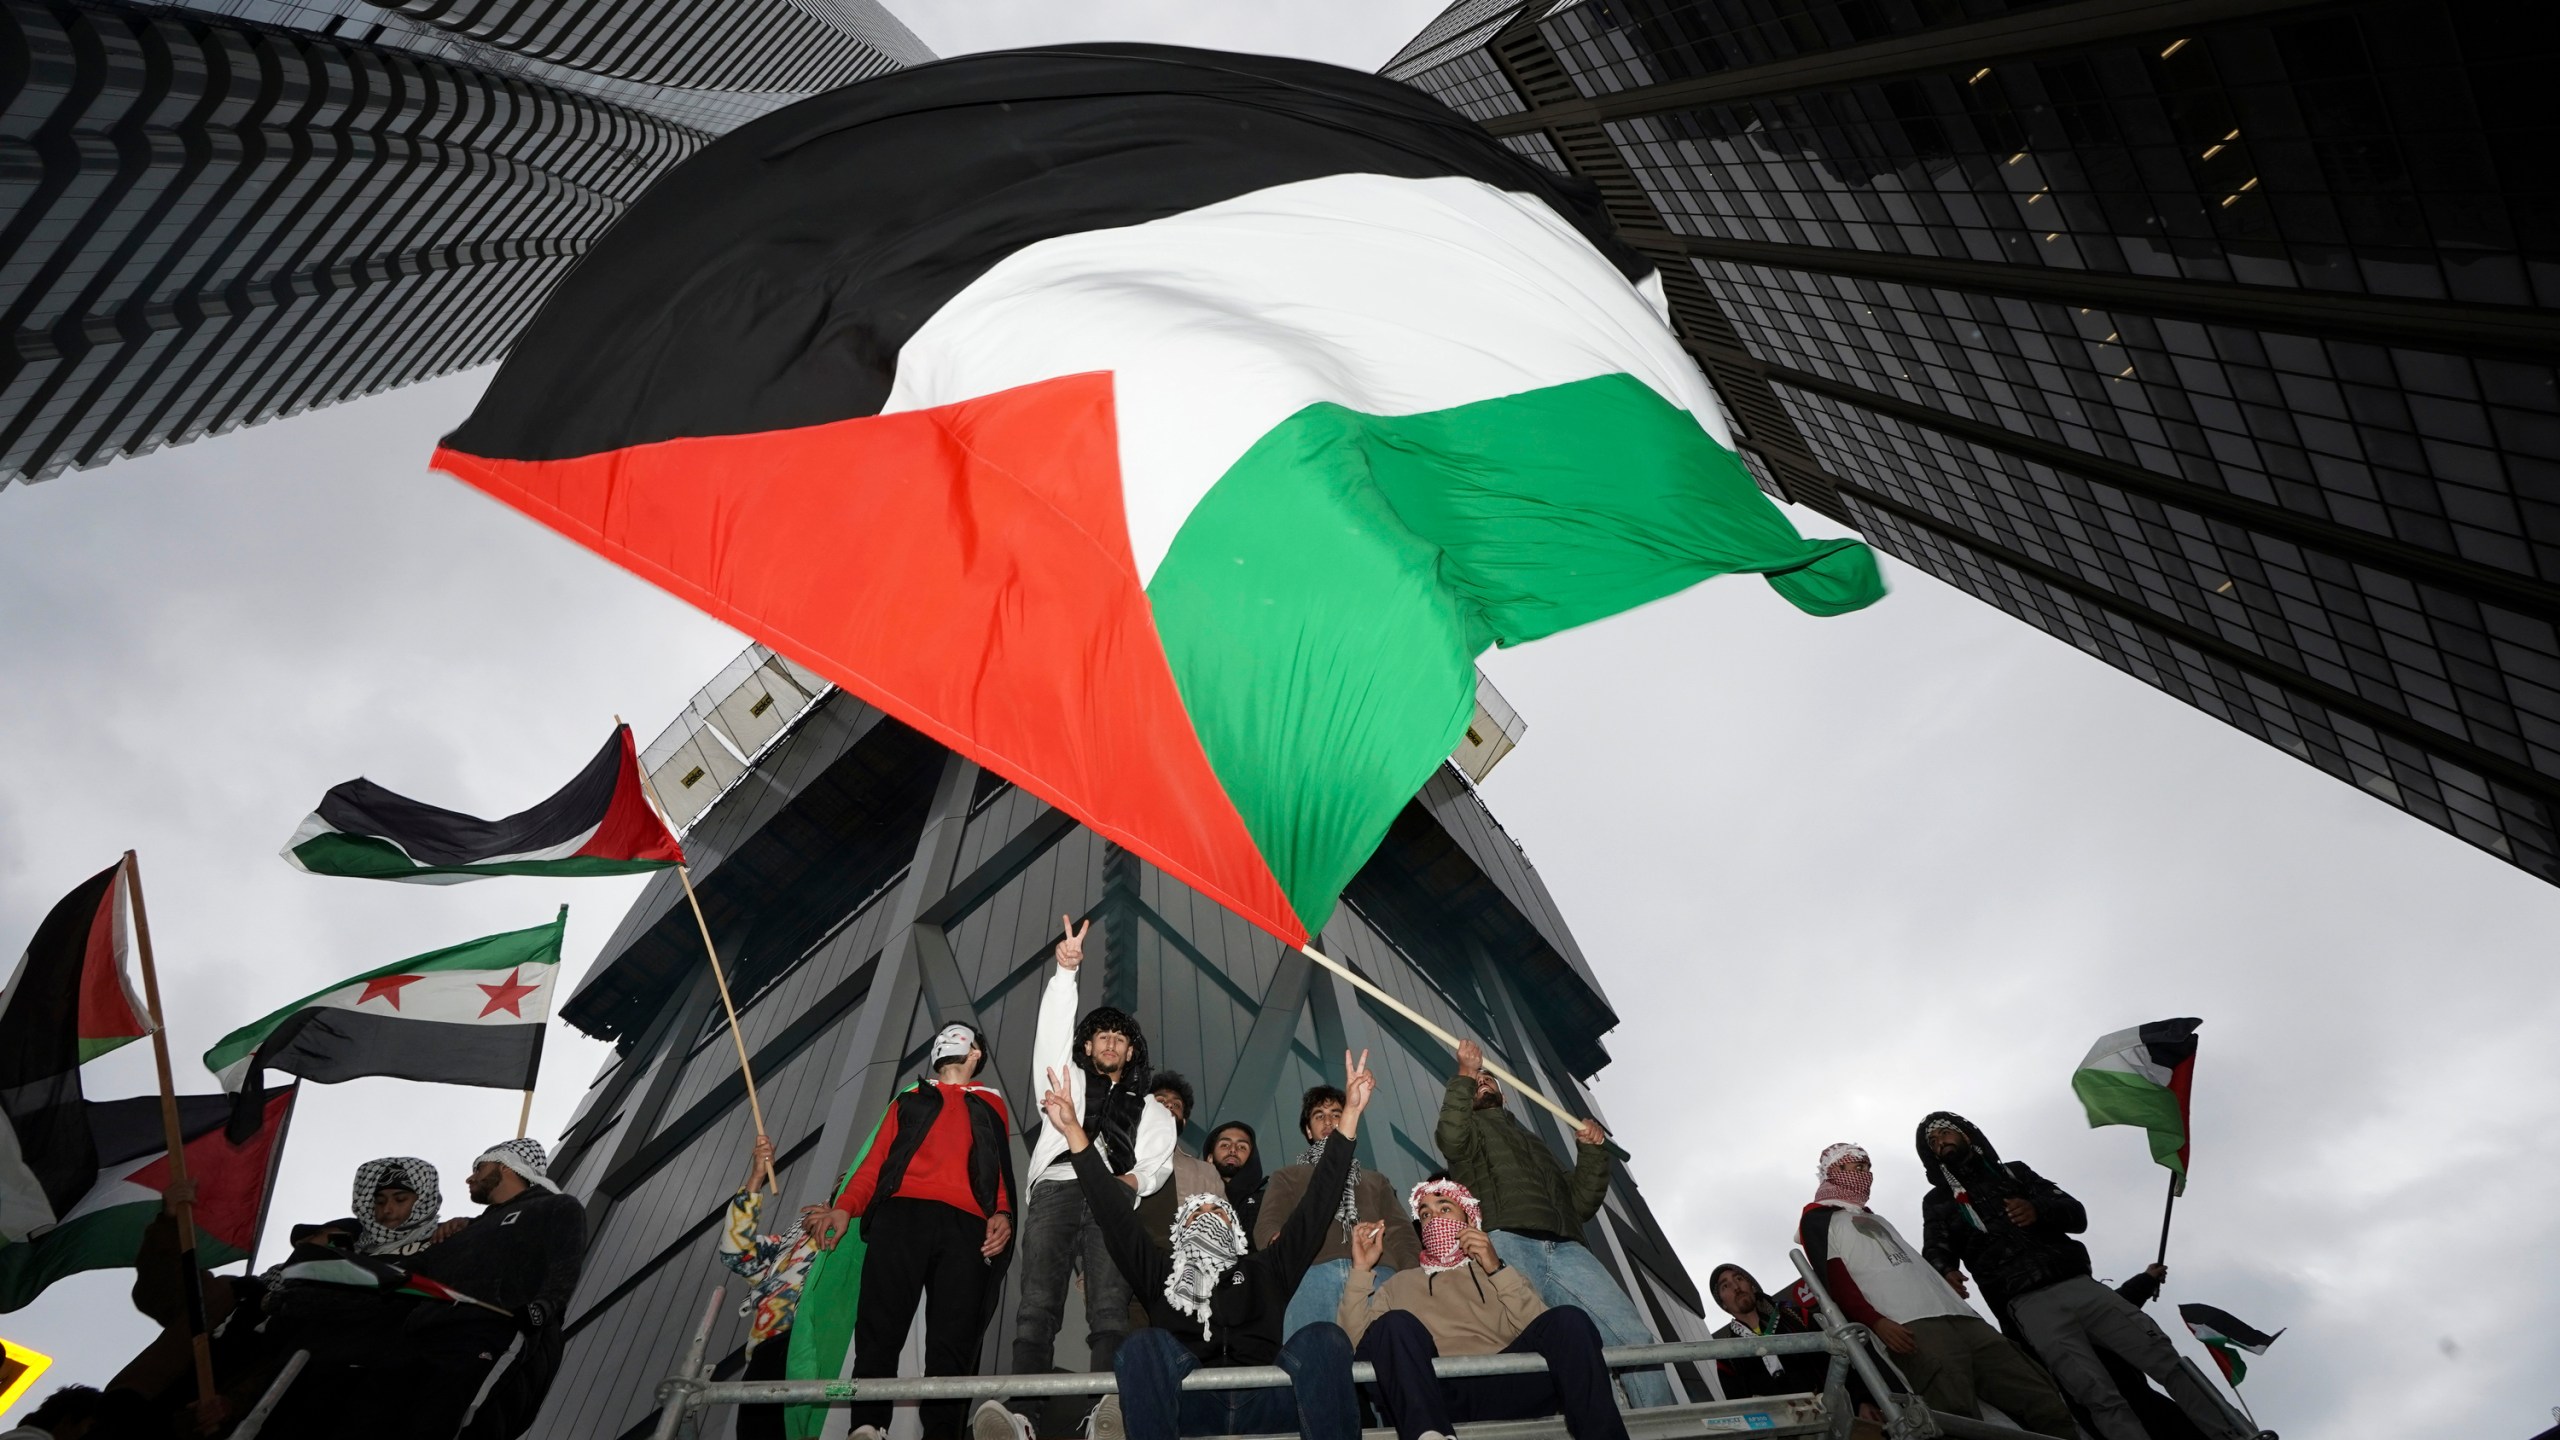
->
[1041,1052,1376,1440]
[1917,1113,2250,1440]
[1337,1178,1629,1440]
[718,1137,827,1440]
[1260,1085,1419,1338]
[806,1022,1016,1440]
[1798,1143,2072,1438]
[398,1138,586,1440]
[1435,1039,1671,1408]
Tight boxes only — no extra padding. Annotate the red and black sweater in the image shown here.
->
[835,1081,1015,1228]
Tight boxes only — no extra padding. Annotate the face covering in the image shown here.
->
[1162,1195,1248,1338]
[1814,1143,1874,1207]
[1409,1178,1483,1274]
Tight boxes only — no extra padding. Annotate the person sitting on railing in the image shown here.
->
[1707,1264,1833,1401]
[1260,1085,1421,1341]
[1337,1177,1629,1440]
[402,1137,588,1440]
[1036,1050,1375,1440]
[1435,1039,1672,1408]
[1798,1143,2073,1439]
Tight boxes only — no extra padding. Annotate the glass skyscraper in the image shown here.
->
[1388,0,2560,886]
[536,655,1711,1437]
[0,0,928,485]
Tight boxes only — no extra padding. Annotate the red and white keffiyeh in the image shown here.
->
[1813,1142,1873,1207]
[1409,1178,1482,1273]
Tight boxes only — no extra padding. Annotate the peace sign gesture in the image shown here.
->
[1056,915,1093,971]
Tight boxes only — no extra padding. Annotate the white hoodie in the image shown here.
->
[1022,960,1174,1195]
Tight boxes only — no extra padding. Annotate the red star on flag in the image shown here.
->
[358,974,425,1009]
[476,967,542,1018]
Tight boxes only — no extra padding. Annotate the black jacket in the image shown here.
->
[409,1187,588,1330]
[1076,1129,1354,1367]
[1914,1112,2090,1314]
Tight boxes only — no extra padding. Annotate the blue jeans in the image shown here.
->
[1284,1258,1396,1341]
[1490,1232,1675,1409]
[1113,1324,1358,1440]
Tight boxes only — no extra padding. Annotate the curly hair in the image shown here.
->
[1147,1069,1196,1126]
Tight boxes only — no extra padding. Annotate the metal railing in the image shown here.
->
[1787,1248,2057,1440]
[647,1286,1875,1440]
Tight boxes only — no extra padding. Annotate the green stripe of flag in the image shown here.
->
[2071,1065,2189,1176]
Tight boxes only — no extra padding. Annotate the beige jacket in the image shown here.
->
[1337,1259,1547,1353]
[1134,1150,1232,1243]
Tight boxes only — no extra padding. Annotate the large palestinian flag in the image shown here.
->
[1,862,152,1244]
[0,1090,293,1311]
[432,45,1885,946]
[204,910,563,1135]
[2178,1303,2281,1387]
[282,724,683,882]
[2072,1017,2200,1194]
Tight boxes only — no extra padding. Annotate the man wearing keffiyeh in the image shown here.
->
[1336,1178,1627,1440]
[1039,1051,1376,1440]
[350,1156,441,1256]
[1257,1084,1421,1341]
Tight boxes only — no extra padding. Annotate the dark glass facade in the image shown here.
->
[0,0,928,485]
[1388,0,2560,885]
[539,687,1713,1438]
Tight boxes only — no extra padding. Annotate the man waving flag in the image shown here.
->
[430,44,1885,949]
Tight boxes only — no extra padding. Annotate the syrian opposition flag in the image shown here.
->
[2072,1017,2200,1194]
[431,45,1885,946]
[282,724,683,882]
[2179,1303,2281,1387]
[0,1090,293,1311]
[1,863,153,1243]
[204,910,564,1135]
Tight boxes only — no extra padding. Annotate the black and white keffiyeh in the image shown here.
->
[351,1156,442,1255]
[1162,1193,1248,1339]
[1296,1141,1361,1235]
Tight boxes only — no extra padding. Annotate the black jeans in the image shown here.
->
[737,1332,789,1440]
[850,1199,1005,1440]
[1008,1177,1134,1380]
[1355,1307,1629,1440]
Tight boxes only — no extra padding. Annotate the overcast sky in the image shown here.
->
[4,4,2556,1438]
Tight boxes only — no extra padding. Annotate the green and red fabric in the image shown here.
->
[204,909,564,1136]
[283,724,682,882]
[0,862,152,1244]
[2178,1303,2280,1387]
[782,1087,906,1440]
[2072,1018,2200,1194]
[432,45,1883,946]
[0,1090,293,1311]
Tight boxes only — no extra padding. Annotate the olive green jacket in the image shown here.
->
[1433,1074,1610,1237]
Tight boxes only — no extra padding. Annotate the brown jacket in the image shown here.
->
[1134,1150,1231,1242]
[1256,1163,1421,1270]
[1337,1259,1547,1353]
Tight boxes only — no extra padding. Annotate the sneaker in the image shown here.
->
[974,1400,1028,1440]
[1090,1394,1124,1440]
[850,1428,887,1440]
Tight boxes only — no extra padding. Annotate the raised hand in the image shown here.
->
[1455,1038,1484,1079]
[1342,1049,1376,1115]
[1457,1226,1501,1273]
[1351,1220,1385,1269]
[1056,915,1092,971]
[1041,1066,1088,1151]
[1573,1118,1608,1148]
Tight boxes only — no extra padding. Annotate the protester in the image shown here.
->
[1259,1084,1420,1339]
[1798,1143,2073,1438]
[718,1135,828,1440]
[986,918,1173,1440]
[2,1385,103,1440]
[398,1137,587,1440]
[809,1022,1016,1440]
[1039,1051,1377,1440]
[1337,1178,1628,1440]
[352,1157,442,1257]
[1917,1114,2251,1440]
[1206,1121,1264,1238]
[1708,1264,1833,1401]
[1436,1039,1670,1407]
[1135,1071,1227,1243]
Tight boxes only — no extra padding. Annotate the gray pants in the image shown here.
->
[1899,1315,2076,1439]
[2010,1276,2248,1440]
[1009,1176,1135,1380]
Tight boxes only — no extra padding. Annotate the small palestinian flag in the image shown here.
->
[282,724,683,883]
[2179,1303,2281,1387]
[276,1250,503,1313]
[1,863,153,1244]
[2072,1018,2200,1194]
[0,1090,293,1311]
[432,45,1884,947]
[204,910,564,1136]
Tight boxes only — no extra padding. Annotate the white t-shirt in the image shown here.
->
[1812,1202,1976,1324]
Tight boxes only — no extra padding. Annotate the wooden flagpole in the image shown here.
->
[120,851,219,1413]
[1295,942,1591,1134]
[622,718,774,1194]
[516,1088,536,1140]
